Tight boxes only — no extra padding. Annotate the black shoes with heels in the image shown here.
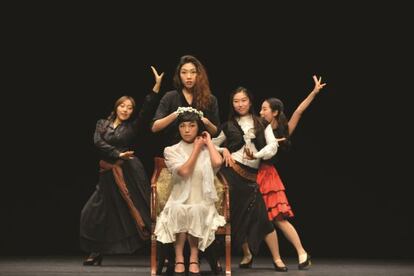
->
[208,259,223,274]
[298,254,312,270]
[273,260,288,272]
[83,252,103,266]
[239,255,253,268]
[239,255,289,272]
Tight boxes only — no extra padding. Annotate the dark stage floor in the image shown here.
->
[0,255,413,275]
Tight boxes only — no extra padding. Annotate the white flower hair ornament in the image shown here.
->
[175,106,204,118]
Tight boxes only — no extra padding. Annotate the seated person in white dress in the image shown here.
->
[154,107,226,275]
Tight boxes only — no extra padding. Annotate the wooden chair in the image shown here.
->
[150,157,231,275]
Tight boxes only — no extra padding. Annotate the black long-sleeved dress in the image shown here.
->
[80,91,160,254]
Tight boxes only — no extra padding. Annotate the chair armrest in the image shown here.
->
[150,157,167,221]
[217,171,230,222]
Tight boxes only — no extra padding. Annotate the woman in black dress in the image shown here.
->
[80,67,163,265]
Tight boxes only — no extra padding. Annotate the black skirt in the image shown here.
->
[219,162,274,255]
[80,157,151,254]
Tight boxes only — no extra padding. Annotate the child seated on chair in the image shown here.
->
[154,107,226,276]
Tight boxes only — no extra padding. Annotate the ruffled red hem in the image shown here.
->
[258,163,294,220]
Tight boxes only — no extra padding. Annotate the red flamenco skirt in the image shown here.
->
[257,163,294,221]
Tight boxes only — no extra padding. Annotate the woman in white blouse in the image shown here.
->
[213,86,288,272]
[154,108,226,276]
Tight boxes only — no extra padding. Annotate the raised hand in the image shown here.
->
[201,131,211,143]
[312,75,327,94]
[194,136,205,150]
[151,66,164,93]
[151,66,164,83]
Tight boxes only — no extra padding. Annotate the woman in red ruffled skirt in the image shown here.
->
[255,75,326,270]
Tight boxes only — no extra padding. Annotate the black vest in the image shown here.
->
[221,118,268,153]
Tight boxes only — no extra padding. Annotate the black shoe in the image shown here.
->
[217,262,223,273]
[173,262,185,276]
[298,254,311,270]
[207,258,223,275]
[156,256,167,275]
[208,259,223,274]
[83,252,102,266]
[189,261,201,276]
[215,260,223,273]
[239,255,253,269]
[273,260,288,272]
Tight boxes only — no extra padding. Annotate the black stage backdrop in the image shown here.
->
[2,2,412,259]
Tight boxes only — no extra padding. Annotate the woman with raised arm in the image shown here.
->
[239,75,327,271]
[80,67,164,265]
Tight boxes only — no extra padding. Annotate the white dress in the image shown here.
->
[154,140,226,251]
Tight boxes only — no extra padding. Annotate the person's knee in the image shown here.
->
[274,218,287,228]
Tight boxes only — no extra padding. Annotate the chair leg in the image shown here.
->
[151,234,157,276]
[225,227,231,275]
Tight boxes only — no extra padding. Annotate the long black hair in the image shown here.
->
[173,55,212,110]
[265,97,291,150]
[228,86,266,135]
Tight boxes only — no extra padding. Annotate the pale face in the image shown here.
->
[232,91,251,116]
[116,99,134,121]
[179,121,199,143]
[180,62,197,90]
[260,100,278,123]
